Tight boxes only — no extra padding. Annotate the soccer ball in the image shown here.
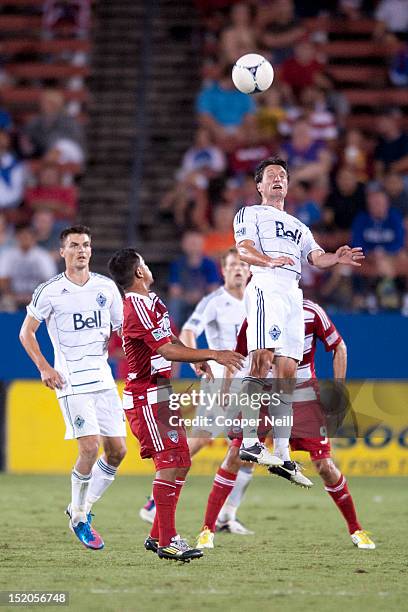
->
[232,53,274,94]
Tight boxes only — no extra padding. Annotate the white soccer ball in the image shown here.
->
[232,53,274,94]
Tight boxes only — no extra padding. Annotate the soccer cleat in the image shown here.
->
[139,496,156,524]
[215,518,254,535]
[144,535,158,554]
[239,442,284,467]
[65,504,104,550]
[69,519,104,550]
[268,461,313,488]
[196,526,215,549]
[157,535,203,563]
[351,530,376,550]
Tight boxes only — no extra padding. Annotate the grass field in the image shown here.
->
[0,474,407,612]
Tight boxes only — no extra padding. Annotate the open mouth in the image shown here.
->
[272,185,283,190]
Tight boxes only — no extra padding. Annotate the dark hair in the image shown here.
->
[15,222,34,234]
[254,157,289,192]
[60,224,91,245]
[220,247,239,267]
[108,248,142,293]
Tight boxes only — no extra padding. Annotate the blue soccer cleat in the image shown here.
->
[65,505,104,550]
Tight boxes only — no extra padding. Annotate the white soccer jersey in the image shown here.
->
[183,287,246,351]
[234,205,323,282]
[27,272,123,398]
[183,287,246,377]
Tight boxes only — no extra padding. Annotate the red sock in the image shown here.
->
[325,474,361,534]
[203,468,237,533]
[150,480,185,540]
[151,479,177,546]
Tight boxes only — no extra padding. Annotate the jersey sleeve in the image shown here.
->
[27,282,53,322]
[235,319,248,356]
[182,293,217,337]
[110,284,124,331]
[125,297,171,351]
[301,226,324,262]
[233,206,259,246]
[313,304,342,352]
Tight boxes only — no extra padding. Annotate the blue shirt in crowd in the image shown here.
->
[169,255,221,292]
[352,208,405,253]
[197,82,256,128]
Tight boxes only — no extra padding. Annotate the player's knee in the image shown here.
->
[314,458,338,481]
[79,439,99,463]
[105,443,127,467]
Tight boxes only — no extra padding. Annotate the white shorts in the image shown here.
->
[245,277,304,361]
[59,388,127,440]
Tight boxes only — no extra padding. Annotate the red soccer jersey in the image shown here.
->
[122,291,172,397]
[235,299,342,376]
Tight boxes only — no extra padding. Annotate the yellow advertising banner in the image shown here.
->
[6,381,408,476]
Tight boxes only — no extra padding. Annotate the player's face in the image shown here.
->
[222,254,250,289]
[137,257,154,286]
[60,233,91,270]
[258,165,288,203]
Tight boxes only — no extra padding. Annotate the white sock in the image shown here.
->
[241,377,265,448]
[272,391,293,461]
[85,457,118,515]
[218,467,253,522]
[71,469,91,525]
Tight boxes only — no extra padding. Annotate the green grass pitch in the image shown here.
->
[0,474,407,612]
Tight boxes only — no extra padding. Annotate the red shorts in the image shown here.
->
[230,400,331,460]
[123,391,191,471]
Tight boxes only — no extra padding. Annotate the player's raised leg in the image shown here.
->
[216,463,255,535]
[85,435,127,516]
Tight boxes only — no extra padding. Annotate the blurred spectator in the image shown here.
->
[257,0,305,65]
[43,0,91,39]
[324,167,366,242]
[352,188,406,310]
[321,74,350,131]
[389,41,408,87]
[352,188,404,254]
[0,212,15,256]
[279,39,330,100]
[21,89,85,161]
[177,127,226,184]
[0,107,12,132]
[0,129,25,211]
[0,223,57,310]
[256,88,287,139]
[280,118,332,184]
[383,171,408,218]
[24,163,78,219]
[300,86,338,141]
[219,3,257,65]
[340,129,371,182]
[229,130,275,178]
[168,230,221,328]
[203,205,235,259]
[374,0,408,40]
[374,110,408,179]
[31,209,61,264]
[197,64,256,146]
[288,180,321,227]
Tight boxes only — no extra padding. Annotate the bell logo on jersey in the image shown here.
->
[73,310,102,330]
[275,221,302,244]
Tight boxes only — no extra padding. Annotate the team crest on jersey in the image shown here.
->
[74,415,85,429]
[96,292,107,307]
[236,227,246,237]
[167,430,179,444]
[269,325,281,341]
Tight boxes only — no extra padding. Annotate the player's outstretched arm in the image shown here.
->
[333,339,347,379]
[237,239,294,268]
[157,343,244,375]
[19,315,65,390]
[309,246,365,269]
[171,332,212,378]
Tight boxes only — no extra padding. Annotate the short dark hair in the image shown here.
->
[60,225,91,245]
[254,158,289,189]
[220,247,239,267]
[108,248,142,293]
[15,222,34,234]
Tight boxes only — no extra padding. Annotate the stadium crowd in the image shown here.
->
[162,0,408,325]
[0,0,88,312]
